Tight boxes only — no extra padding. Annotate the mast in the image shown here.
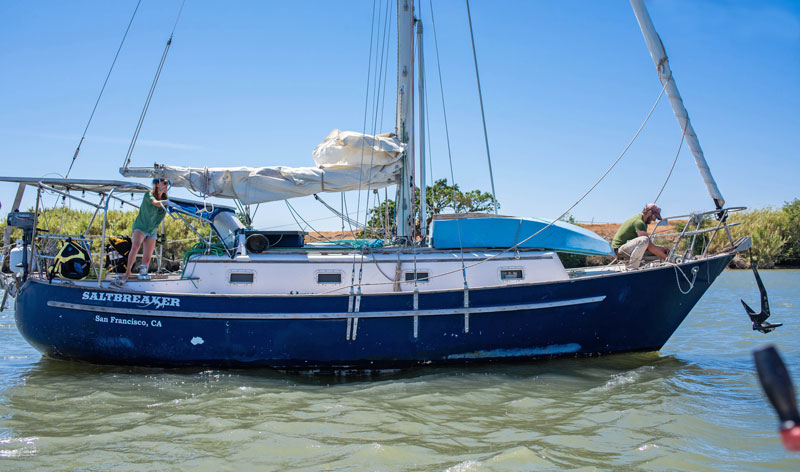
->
[395,0,415,239]
[630,0,725,210]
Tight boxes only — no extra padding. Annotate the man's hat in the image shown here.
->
[644,203,662,220]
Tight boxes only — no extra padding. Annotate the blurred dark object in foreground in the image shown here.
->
[753,345,800,452]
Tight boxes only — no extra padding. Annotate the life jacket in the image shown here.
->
[50,238,91,281]
[105,235,132,273]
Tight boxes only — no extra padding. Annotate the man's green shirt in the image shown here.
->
[612,214,647,250]
[132,191,166,235]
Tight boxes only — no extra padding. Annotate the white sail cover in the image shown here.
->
[159,130,403,204]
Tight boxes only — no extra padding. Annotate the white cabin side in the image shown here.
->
[79,250,568,295]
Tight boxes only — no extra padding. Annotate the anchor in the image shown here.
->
[741,251,781,333]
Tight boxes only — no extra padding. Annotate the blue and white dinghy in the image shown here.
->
[0,1,767,369]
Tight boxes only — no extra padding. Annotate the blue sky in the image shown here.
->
[1,0,798,231]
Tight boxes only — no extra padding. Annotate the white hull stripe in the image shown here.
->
[47,296,606,320]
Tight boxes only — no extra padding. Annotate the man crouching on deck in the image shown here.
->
[612,203,669,270]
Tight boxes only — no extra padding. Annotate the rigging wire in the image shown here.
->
[416,22,427,239]
[233,200,250,226]
[341,193,346,236]
[427,0,469,289]
[284,202,344,245]
[66,0,143,178]
[427,0,455,213]
[378,7,393,133]
[373,189,382,238]
[424,59,434,194]
[33,173,69,241]
[359,0,393,233]
[346,0,393,304]
[464,0,498,214]
[358,0,394,300]
[457,79,671,261]
[383,187,391,236]
[259,210,364,231]
[121,0,188,172]
[410,25,422,281]
[285,201,308,232]
[317,79,671,294]
[653,116,688,204]
[347,0,380,240]
[37,188,72,257]
[349,0,380,302]
[314,194,365,229]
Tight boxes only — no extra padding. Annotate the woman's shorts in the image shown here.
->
[133,229,158,240]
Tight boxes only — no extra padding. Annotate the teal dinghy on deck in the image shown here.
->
[429,214,613,256]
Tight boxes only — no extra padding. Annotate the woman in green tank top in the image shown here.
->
[116,178,170,284]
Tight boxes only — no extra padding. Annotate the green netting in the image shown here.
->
[324,239,385,248]
[181,241,227,278]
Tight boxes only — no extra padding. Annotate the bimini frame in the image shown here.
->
[0,177,150,288]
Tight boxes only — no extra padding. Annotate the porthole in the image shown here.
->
[404,271,429,283]
[500,269,524,281]
[317,273,342,284]
[229,272,254,284]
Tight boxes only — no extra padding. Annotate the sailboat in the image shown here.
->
[0,1,767,369]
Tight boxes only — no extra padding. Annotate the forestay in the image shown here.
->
[126,130,404,204]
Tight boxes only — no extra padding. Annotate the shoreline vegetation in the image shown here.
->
[2,199,797,271]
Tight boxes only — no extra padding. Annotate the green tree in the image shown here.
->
[366,178,498,236]
[778,199,800,265]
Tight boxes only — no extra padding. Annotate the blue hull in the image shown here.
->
[14,255,732,368]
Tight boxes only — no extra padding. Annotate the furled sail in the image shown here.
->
[122,130,404,204]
